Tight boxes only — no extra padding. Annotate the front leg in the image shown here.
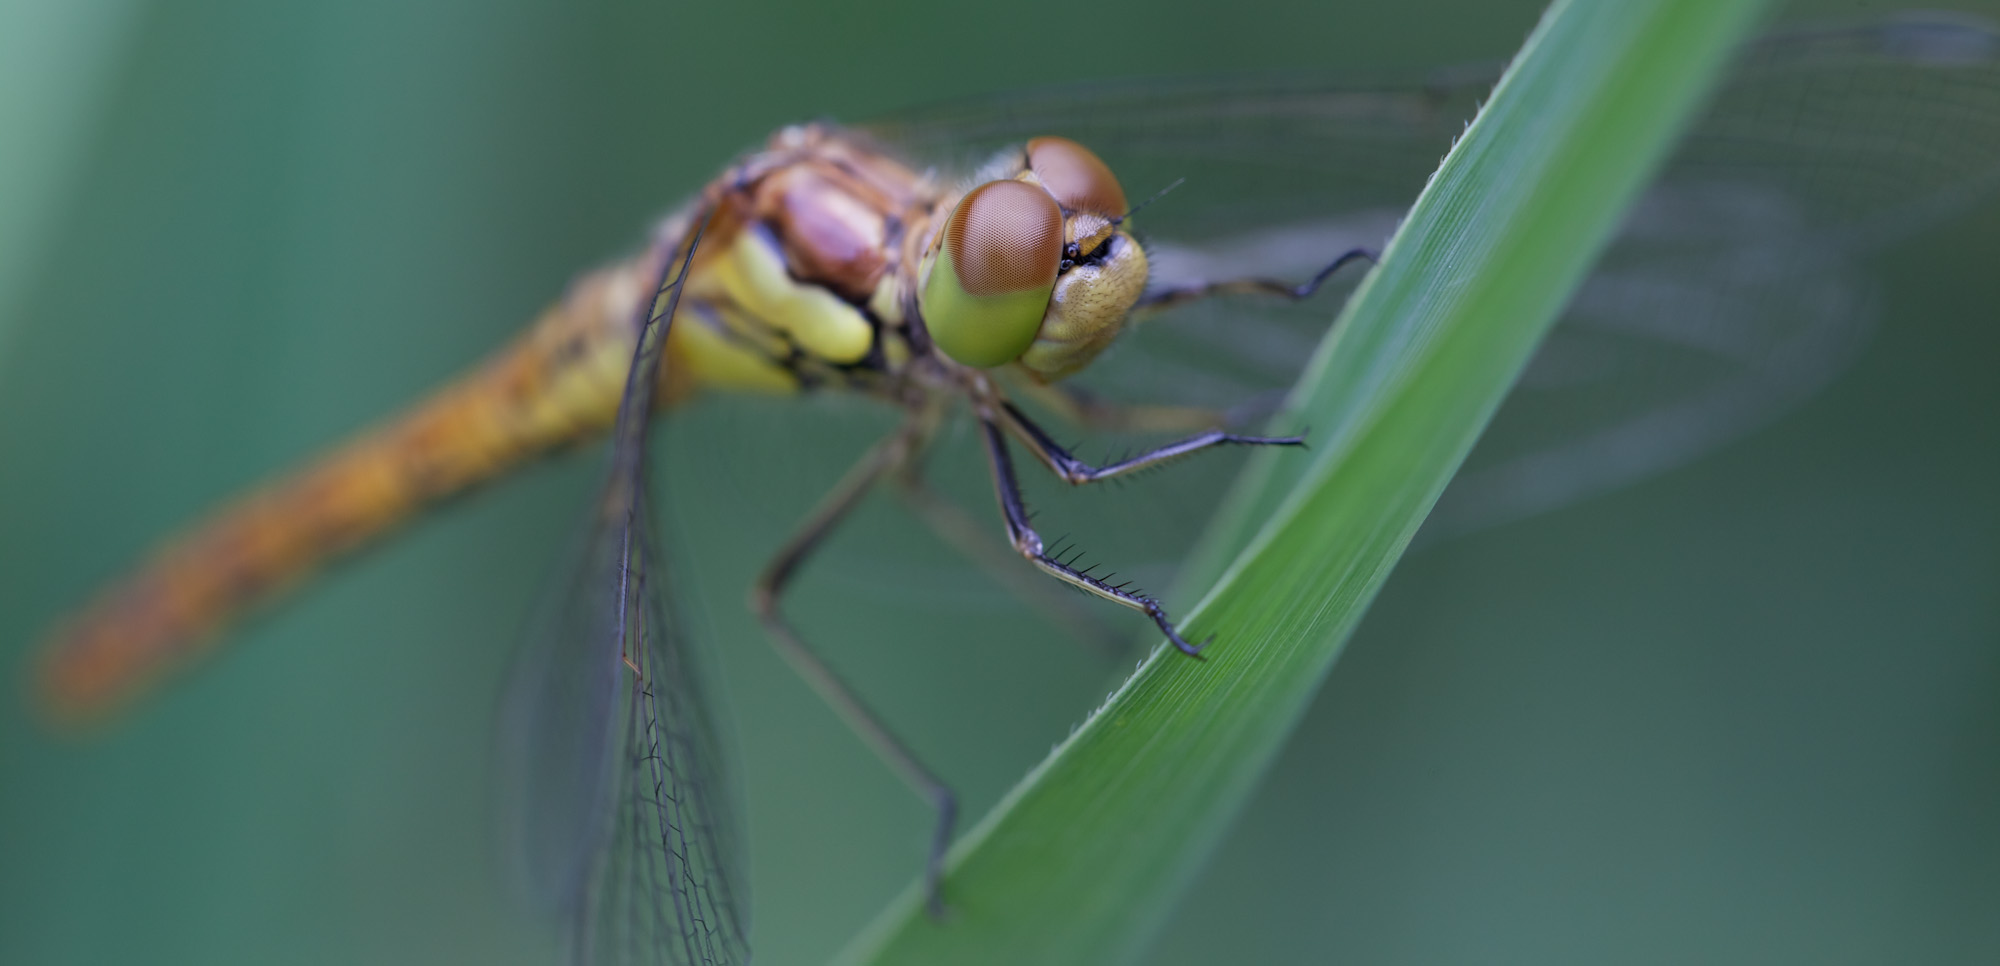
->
[1004,245,1379,436]
[1136,245,1377,312]
[996,400,1304,485]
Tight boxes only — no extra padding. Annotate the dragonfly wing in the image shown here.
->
[498,222,750,965]
[581,493,750,965]
[1430,14,2000,539]
[870,68,1482,236]
[864,14,2000,541]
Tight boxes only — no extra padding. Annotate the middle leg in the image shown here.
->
[890,467,1129,659]
[978,418,1218,657]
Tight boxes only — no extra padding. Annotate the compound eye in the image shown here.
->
[920,179,1063,368]
[1027,137,1128,217]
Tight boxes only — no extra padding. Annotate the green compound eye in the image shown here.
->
[920,179,1063,368]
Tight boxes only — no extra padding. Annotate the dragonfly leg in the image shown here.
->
[750,418,959,918]
[998,248,1378,439]
[979,419,1210,658]
[890,467,1129,660]
[1135,244,1377,312]
[995,400,1305,485]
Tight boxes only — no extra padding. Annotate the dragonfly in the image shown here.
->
[29,12,2000,965]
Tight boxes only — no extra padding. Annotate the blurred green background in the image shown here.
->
[2,1,1995,964]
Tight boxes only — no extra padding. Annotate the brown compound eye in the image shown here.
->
[944,179,1064,297]
[919,179,1064,367]
[1026,136,1128,217]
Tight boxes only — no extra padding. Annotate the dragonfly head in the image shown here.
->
[918,137,1148,381]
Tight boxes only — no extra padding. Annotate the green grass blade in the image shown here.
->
[837,1,1771,962]
[0,0,143,375]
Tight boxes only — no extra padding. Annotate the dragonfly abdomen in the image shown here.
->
[37,126,941,722]
[37,265,651,723]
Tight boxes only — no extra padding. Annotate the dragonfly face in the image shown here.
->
[917,136,1151,379]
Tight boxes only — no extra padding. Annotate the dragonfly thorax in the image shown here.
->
[658,127,1151,404]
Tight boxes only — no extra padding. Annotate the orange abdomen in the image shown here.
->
[37,261,654,723]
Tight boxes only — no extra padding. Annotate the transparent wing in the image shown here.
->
[584,495,749,965]
[867,13,2000,543]
[497,222,749,966]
